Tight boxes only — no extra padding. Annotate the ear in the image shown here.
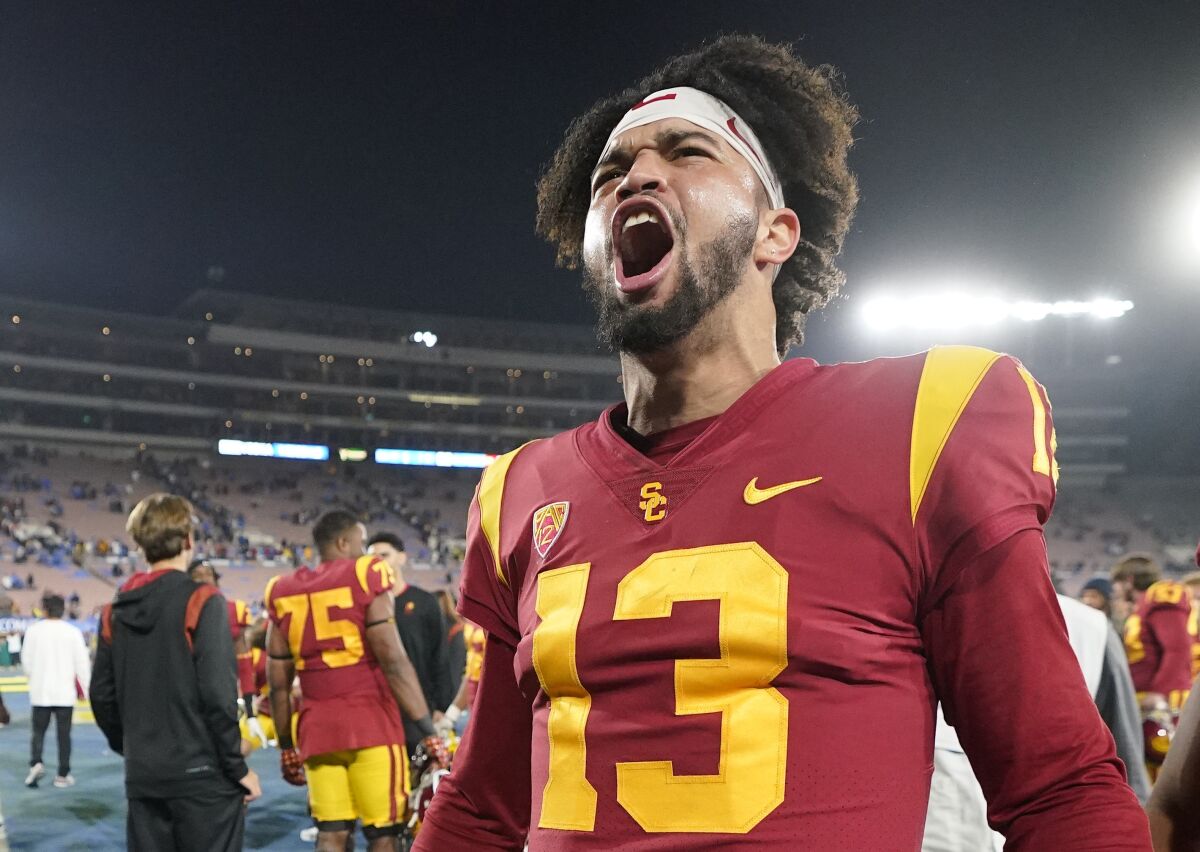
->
[753,206,801,272]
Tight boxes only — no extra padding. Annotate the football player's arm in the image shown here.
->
[265,621,297,747]
[88,629,123,754]
[364,591,435,734]
[192,594,251,787]
[922,529,1151,850]
[414,633,531,851]
[1095,625,1153,804]
[1148,688,1200,850]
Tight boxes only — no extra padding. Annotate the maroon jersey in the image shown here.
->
[264,556,404,759]
[225,596,257,696]
[1126,580,1193,710]
[420,348,1146,850]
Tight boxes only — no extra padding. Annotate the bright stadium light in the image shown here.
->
[409,331,438,348]
[1163,171,1200,276]
[861,292,1133,332]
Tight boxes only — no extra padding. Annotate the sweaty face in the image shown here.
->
[582,119,764,354]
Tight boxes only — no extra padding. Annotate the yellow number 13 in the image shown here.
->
[531,542,789,835]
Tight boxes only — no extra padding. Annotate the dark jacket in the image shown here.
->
[395,583,451,748]
[90,569,247,799]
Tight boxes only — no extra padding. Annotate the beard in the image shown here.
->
[583,211,758,355]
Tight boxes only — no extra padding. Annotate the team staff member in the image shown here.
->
[417,35,1149,851]
[91,494,260,852]
[366,532,453,753]
[265,511,444,851]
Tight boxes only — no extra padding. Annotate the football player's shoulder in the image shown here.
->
[1145,580,1191,612]
[263,572,289,608]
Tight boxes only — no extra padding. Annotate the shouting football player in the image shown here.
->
[265,511,445,851]
[416,35,1151,851]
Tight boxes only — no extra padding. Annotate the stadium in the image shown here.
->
[2,3,1200,851]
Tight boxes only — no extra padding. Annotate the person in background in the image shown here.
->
[186,558,258,748]
[434,589,466,699]
[22,593,91,789]
[1179,570,1200,680]
[436,621,485,737]
[7,630,21,667]
[265,512,443,851]
[1081,576,1114,620]
[366,532,452,755]
[90,493,260,851]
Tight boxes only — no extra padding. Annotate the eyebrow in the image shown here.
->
[592,128,722,178]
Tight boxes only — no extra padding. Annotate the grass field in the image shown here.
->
[1,671,318,851]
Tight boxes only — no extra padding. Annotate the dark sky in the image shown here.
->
[2,0,1199,333]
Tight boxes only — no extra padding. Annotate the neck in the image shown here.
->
[620,284,780,436]
[150,555,189,572]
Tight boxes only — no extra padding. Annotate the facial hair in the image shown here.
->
[583,210,758,356]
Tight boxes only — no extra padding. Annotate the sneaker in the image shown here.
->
[53,774,75,788]
[25,762,45,788]
[299,826,318,842]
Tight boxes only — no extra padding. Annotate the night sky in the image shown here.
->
[2,1,1198,336]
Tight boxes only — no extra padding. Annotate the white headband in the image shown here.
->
[598,86,784,210]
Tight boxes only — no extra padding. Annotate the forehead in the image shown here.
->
[602,117,739,161]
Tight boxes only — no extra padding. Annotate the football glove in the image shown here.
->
[246,715,271,749]
[280,747,307,786]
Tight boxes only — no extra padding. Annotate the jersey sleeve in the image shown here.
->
[351,555,396,603]
[912,347,1058,605]
[458,445,534,650]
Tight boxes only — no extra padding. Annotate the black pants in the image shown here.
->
[127,791,245,852]
[30,705,73,775]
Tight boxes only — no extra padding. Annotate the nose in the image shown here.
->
[616,150,669,201]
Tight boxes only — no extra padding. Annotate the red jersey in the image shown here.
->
[1125,580,1193,709]
[420,348,1147,851]
[225,596,257,696]
[264,555,405,759]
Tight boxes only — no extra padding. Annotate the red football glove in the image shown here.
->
[280,747,306,786]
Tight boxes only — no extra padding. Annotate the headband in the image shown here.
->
[597,86,784,210]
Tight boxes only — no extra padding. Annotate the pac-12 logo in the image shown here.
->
[639,482,667,523]
[532,502,570,559]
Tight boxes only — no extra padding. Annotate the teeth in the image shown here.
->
[621,210,660,232]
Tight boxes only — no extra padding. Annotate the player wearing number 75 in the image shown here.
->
[264,511,446,852]
[415,35,1150,852]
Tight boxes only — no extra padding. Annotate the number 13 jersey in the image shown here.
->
[458,346,1059,850]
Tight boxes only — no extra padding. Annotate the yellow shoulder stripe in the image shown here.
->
[263,575,281,609]
[910,346,1004,524]
[478,442,536,589]
[355,555,380,595]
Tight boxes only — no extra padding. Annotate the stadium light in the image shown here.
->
[374,448,497,468]
[409,331,438,348]
[1163,171,1200,276]
[861,292,1133,332]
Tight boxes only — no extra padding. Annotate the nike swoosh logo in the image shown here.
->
[743,476,823,505]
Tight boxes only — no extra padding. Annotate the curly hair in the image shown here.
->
[536,35,859,354]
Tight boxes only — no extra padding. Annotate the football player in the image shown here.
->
[1113,554,1193,776]
[437,620,485,735]
[265,510,444,851]
[187,558,259,752]
[416,35,1150,851]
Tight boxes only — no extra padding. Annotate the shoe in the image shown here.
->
[25,762,45,788]
[299,826,318,842]
[53,774,75,788]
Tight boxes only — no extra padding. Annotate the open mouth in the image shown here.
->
[613,201,675,294]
